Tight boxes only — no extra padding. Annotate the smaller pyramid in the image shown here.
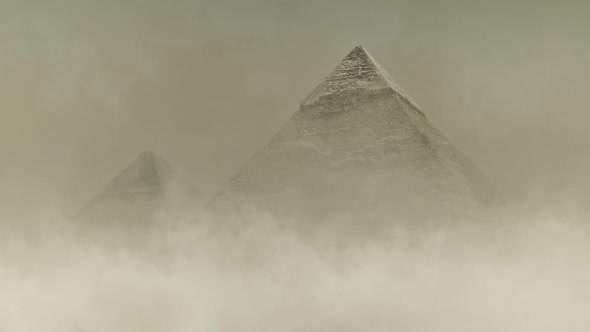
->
[77,151,200,233]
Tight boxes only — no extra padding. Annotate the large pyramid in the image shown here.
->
[209,46,494,229]
[77,151,200,233]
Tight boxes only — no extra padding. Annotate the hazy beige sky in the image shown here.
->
[1,0,589,216]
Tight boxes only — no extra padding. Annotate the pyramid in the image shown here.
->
[77,151,200,232]
[208,46,494,228]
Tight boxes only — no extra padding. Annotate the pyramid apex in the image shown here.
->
[137,150,157,160]
[346,45,373,58]
[133,150,169,169]
[302,46,421,113]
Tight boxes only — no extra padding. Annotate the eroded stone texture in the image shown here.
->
[208,46,494,233]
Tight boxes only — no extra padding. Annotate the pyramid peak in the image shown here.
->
[339,45,376,67]
[129,150,175,179]
[75,154,165,221]
[302,46,421,115]
[348,45,370,55]
[136,150,158,161]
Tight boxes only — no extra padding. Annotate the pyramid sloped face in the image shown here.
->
[93,151,166,201]
[77,151,199,231]
[209,46,494,228]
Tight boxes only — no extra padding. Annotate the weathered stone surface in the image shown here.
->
[208,46,494,231]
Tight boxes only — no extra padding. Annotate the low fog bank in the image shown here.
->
[1,200,590,332]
